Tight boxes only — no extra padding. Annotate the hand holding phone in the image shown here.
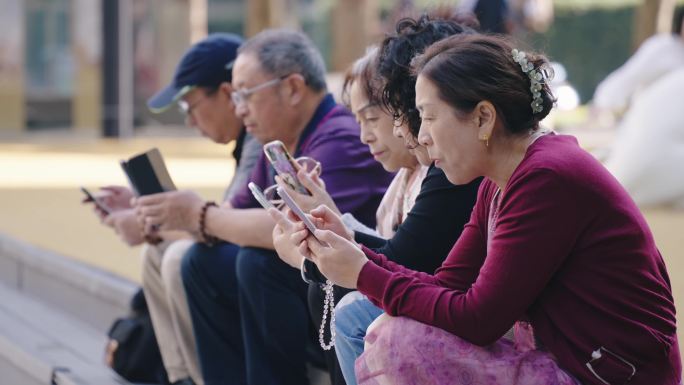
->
[264,140,311,195]
[80,186,111,215]
[277,186,319,237]
[248,182,275,210]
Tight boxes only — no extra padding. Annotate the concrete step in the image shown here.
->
[0,282,129,385]
[0,232,137,333]
[0,232,138,384]
[0,232,332,385]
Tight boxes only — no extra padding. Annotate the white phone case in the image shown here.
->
[248,182,275,209]
[277,186,318,235]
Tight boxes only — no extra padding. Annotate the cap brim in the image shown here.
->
[147,84,193,113]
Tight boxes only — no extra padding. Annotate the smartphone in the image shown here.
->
[80,186,111,215]
[276,186,319,236]
[263,140,310,195]
[248,182,275,210]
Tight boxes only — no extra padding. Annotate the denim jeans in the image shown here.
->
[333,291,384,385]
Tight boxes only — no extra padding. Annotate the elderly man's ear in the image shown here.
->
[219,82,233,97]
[282,74,307,106]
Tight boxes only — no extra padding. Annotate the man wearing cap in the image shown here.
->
[135,29,393,385]
[91,33,261,385]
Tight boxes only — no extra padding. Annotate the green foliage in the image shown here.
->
[553,0,640,11]
[528,6,635,103]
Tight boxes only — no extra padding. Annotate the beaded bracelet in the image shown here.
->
[199,201,219,246]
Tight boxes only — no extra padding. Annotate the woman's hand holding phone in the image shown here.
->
[268,204,363,288]
[298,213,368,289]
[276,186,320,235]
[269,208,309,269]
[264,140,311,195]
[274,167,342,216]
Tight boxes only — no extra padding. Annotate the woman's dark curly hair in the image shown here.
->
[377,12,477,137]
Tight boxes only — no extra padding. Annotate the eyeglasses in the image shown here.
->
[585,346,636,385]
[262,157,322,208]
[178,87,216,116]
[231,75,289,107]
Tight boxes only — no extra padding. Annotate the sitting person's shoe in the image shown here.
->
[171,378,196,385]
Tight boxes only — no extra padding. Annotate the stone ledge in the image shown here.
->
[0,232,137,331]
[0,282,130,385]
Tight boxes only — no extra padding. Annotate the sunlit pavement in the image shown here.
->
[0,131,234,282]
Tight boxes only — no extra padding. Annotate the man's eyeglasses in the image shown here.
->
[231,75,289,107]
[177,87,216,116]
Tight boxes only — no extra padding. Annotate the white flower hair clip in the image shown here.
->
[512,49,554,114]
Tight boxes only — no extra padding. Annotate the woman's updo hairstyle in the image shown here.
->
[412,34,555,134]
[378,12,477,137]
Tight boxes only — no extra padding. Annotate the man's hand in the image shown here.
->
[104,209,146,246]
[97,185,135,211]
[134,190,205,234]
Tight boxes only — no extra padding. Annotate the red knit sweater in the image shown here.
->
[357,134,680,385]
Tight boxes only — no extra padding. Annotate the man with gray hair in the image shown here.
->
[135,29,393,385]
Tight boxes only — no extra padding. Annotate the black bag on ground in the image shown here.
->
[106,288,169,384]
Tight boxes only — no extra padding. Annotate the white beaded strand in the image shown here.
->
[318,280,336,350]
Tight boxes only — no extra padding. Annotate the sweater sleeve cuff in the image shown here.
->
[357,251,394,303]
[361,244,382,262]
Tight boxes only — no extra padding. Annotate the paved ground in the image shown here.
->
[0,130,233,282]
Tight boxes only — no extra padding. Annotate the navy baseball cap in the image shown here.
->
[147,33,243,113]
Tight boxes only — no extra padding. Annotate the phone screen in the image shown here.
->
[248,182,275,210]
[263,140,310,195]
[276,186,319,237]
[80,186,111,215]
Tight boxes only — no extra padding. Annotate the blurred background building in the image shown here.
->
[0,2,683,384]
[1,0,681,136]
[0,0,384,136]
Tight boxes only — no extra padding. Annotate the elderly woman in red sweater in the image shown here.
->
[270,34,680,385]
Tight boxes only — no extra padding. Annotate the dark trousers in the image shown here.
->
[181,242,246,385]
[236,247,317,385]
[308,283,353,385]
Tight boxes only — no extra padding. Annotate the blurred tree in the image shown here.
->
[330,0,380,71]
[633,0,677,49]
[246,0,299,37]
[0,0,25,132]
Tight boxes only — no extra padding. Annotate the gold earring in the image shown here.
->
[481,134,489,148]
